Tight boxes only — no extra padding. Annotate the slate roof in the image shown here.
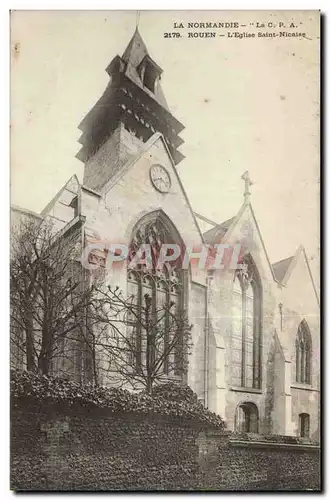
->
[199,212,314,290]
[203,216,236,244]
[11,205,42,221]
[271,256,294,283]
[122,28,169,111]
[122,28,149,66]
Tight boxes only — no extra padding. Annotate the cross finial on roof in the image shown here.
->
[241,170,253,202]
[136,10,140,29]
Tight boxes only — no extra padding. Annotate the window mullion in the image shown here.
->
[241,289,247,388]
[164,285,170,374]
[150,277,157,369]
[296,340,300,383]
[252,289,259,389]
[301,344,306,383]
[136,276,142,370]
[306,347,311,384]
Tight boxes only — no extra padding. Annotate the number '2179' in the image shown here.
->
[164,32,181,38]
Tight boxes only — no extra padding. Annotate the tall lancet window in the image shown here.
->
[127,211,185,377]
[296,320,312,385]
[231,257,262,389]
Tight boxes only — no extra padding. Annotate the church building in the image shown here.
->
[11,29,320,440]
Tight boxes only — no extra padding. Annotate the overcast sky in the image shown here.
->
[11,10,319,277]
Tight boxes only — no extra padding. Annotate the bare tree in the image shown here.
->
[85,283,193,394]
[10,217,102,379]
[11,218,193,392]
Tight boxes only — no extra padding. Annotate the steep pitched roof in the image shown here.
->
[276,246,319,305]
[272,247,319,306]
[197,202,278,282]
[41,175,80,217]
[11,205,42,221]
[122,28,149,66]
[203,216,236,244]
[272,256,295,283]
[121,28,169,111]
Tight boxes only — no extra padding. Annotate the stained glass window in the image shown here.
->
[296,321,312,384]
[127,212,184,376]
[232,278,243,387]
[231,257,261,389]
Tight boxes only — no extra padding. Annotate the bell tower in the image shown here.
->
[77,28,185,191]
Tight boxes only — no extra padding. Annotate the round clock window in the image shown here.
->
[150,164,171,193]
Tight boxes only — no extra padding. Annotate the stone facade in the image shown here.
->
[10,29,320,440]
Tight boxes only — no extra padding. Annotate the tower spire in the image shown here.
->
[77,27,185,190]
[136,10,140,29]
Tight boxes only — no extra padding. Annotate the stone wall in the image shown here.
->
[11,401,202,491]
[197,430,320,491]
[11,400,320,492]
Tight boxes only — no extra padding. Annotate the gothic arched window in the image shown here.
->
[235,402,259,433]
[296,320,312,384]
[127,212,185,376]
[231,257,262,389]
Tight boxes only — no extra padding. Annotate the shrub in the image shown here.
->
[151,382,199,404]
[11,370,225,429]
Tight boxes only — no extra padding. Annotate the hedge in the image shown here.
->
[11,370,225,429]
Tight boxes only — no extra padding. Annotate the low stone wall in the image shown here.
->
[197,430,320,491]
[11,400,320,491]
[11,401,203,491]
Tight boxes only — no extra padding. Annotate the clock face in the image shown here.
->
[150,164,171,193]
